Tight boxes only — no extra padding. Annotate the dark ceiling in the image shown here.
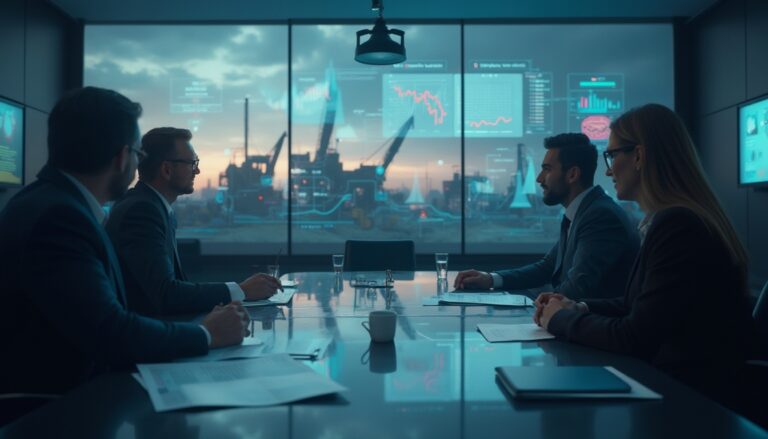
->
[49,0,719,22]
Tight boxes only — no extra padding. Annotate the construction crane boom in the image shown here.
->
[381,115,414,171]
[267,131,287,177]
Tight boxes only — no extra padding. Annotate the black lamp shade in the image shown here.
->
[355,17,406,65]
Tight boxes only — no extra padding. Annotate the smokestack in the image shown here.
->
[244,97,249,159]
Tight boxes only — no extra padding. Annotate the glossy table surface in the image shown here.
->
[2,272,767,439]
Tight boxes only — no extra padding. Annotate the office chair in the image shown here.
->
[344,240,415,271]
[754,281,768,345]
[738,281,768,430]
[0,394,59,426]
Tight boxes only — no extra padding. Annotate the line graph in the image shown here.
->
[392,86,448,125]
[464,73,523,138]
[383,74,454,138]
[468,116,513,128]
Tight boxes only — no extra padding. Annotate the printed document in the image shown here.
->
[478,323,555,342]
[174,336,333,363]
[437,291,533,306]
[137,354,346,412]
[244,289,295,307]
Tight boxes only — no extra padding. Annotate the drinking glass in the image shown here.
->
[332,254,345,273]
[435,253,448,281]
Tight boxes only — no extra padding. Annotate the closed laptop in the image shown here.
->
[495,366,631,399]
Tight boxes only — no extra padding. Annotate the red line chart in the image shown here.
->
[392,86,447,125]
[468,116,513,129]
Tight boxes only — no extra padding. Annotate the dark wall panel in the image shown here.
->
[25,108,48,180]
[695,0,746,115]
[746,0,768,100]
[692,0,768,289]
[0,0,26,103]
[748,189,768,281]
[698,108,748,242]
[25,0,71,112]
[0,0,79,211]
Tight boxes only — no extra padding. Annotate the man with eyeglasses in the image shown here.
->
[106,127,282,317]
[0,88,250,399]
[455,133,640,300]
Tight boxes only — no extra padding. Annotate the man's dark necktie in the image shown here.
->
[169,211,187,281]
[552,215,571,287]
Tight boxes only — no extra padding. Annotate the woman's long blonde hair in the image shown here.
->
[610,104,748,280]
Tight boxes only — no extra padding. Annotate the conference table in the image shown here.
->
[3,271,767,439]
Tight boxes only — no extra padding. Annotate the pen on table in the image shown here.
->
[274,246,283,269]
[289,348,321,360]
[275,247,284,291]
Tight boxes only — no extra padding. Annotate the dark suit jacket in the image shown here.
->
[497,186,639,299]
[106,181,229,316]
[548,207,760,399]
[0,166,208,395]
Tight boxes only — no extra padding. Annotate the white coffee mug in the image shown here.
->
[361,310,397,343]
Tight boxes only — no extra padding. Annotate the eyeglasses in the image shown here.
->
[165,158,200,170]
[602,145,637,169]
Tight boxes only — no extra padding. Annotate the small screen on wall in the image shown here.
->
[0,97,24,187]
[739,95,768,186]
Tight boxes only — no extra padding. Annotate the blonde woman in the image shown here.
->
[534,103,760,404]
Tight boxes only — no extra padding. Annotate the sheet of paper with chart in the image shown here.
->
[436,291,533,306]
[173,337,265,363]
[243,289,295,307]
[136,354,347,412]
[477,323,555,342]
[173,335,333,363]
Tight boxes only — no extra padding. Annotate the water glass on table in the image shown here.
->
[332,254,345,273]
[266,264,280,279]
[435,253,448,281]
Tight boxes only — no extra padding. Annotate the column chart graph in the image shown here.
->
[567,73,624,142]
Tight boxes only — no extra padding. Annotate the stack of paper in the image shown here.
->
[174,336,333,363]
[422,291,533,307]
[135,354,347,412]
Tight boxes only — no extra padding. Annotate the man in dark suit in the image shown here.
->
[454,133,639,300]
[106,127,282,317]
[0,87,249,395]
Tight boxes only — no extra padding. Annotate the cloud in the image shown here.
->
[317,25,346,40]
[181,48,287,87]
[112,57,168,77]
[260,90,288,111]
[85,52,168,77]
[84,54,104,70]
[231,27,264,44]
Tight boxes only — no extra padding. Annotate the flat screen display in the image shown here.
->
[739,94,768,186]
[0,97,24,187]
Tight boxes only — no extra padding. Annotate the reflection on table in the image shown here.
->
[2,272,765,439]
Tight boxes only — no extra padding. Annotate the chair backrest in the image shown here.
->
[0,394,58,427]
[754,281,768,344]
[344,240,415,271]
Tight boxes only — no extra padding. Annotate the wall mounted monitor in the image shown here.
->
[0,96,24,188]
[739,93,768,187]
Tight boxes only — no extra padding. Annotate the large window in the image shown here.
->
[84,23,674,255]
[463,24,674,253]
[84,25,289,254]
[290,25,461,254]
